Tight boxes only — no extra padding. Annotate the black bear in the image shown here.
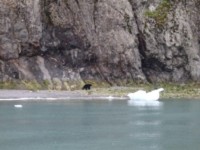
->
[82,84,92,90]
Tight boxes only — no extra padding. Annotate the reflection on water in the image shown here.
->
[128,99,163,107]
[131,120,161,126]
[0,100,200,150]
[128,102,162,150]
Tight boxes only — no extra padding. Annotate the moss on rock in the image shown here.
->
[145,0,172,27]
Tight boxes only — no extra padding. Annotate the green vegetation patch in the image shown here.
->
[0,81,18,89]
[0,80,51,91]
[21,80,42,91]
[145,0,172,27]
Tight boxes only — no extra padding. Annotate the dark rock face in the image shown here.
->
[0,0,200,89]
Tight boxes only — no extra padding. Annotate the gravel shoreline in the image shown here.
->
[1,86,199,101]
[0,90,128,101]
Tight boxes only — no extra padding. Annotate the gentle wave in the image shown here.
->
[132,132,161,139]
[131,120,161,126]
[0,96,127,101]
[0,97,70,101]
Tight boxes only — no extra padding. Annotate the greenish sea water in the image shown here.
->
[0,99,200,150]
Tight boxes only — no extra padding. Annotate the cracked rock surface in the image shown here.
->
[0,0,200,89]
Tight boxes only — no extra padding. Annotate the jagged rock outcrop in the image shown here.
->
[132,0,200,83]
[0,0,200,89]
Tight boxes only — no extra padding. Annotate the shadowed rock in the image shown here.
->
[0,0,200,89]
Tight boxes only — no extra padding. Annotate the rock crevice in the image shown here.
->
[0,0,200,89]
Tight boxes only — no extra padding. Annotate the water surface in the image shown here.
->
[0,99,200,150]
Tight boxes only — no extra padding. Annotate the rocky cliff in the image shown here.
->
[0,0,200,89]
